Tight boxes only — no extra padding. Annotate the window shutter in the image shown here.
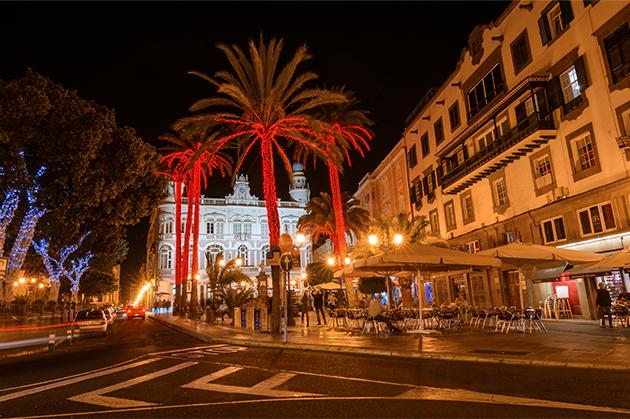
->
[409,186,417,204]
[422,177,429,196]
[538,15,551,46]
[559,0,574,27]
[515,102,527,122]
[574,55,589,89]
[547,76,563,109]
[436,165,444,187]
[417,182,423,199]
[431,171,437,190]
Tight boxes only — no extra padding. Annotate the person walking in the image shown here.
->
[300,290,311,327]
[596,282,613,328]
[312,288,326,326]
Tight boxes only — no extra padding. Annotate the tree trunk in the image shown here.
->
[6,207,45,285]
[190,168,201,319]
[48,282,61,303]
[181,180,194,315]
[0,189,19,258]
[174,179,183,315]
[261,137,282,334]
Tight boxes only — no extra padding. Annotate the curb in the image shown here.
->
[150,316,630,372]
[0,346,48,362]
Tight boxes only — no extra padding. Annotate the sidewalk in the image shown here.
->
[151,314,630,372]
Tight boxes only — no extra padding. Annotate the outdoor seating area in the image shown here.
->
[325,304,548,334]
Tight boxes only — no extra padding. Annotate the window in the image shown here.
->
[448,102,461,131]
[538,1,573,45]
[466,240,481,254]
[233,221,242,236]
[159,246,172,270]
[578,202,616,236]
[205,244,224,267]
[206,218,225,238]
[243,220,252,239]
[423,171,437,199]
[460,191,474,224]
[604,24,630,84]
[559,65,581,104]
[237,245,250,266]
[574,132,597,171]
[444,200,457,231]
[160,218,173,235]
[541,217,566,244]
[434,118,445,145]
[261,221,268,239]
[533,155,553,189]
[493,178,508,207]
[515,95,538,123]
[466,64,504,118]
[429,209,440,234]
[511,30,532,74]
[421,133,430,157]
[408,145,418,168]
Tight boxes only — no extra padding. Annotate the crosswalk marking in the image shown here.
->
[68,361,198,408]
[0,358,160,403]
[147,344,228,356]
[181,366,321,398]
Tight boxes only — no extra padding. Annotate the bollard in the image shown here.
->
[48,333,55,352]
[74,327,80,341]
[66,329,73,345]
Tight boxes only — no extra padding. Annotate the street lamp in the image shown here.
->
[18,277,25,284]
[368,234,379,246]
[219,258,226,267]
[235,257,243,267]
[327,256,336,267]
[30,278,36,284]
[344,256,352,266]
[393,233,404,246]
[295,232,306,246]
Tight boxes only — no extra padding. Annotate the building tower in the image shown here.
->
[289,162,310,203]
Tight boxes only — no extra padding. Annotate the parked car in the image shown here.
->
[114,306,128,320]
[74,309,108,336]
[103,307,114,325]
[126,305,146,319]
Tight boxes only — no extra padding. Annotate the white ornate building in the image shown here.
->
[148,163,312,303]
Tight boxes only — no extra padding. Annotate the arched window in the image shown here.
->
[260,220,268,239]
[237,245,250,266]
[206,215,225,238]
[204,244,224,268]
[159,245,172,270]
[232,216,242,237]
[260,244,270,266]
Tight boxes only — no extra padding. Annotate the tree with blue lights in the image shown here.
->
[0,188,19,257]
[66,252,94,302]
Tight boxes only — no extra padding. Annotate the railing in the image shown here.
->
[562,94,584,115]
[442,112,555,188]
[612,62,630,85]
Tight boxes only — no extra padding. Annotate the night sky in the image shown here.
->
[1,1,509,288]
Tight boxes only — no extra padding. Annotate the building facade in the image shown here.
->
[355,0,630,318]
[147,163,313,304]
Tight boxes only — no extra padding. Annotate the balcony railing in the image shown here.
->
[442,112,555,188]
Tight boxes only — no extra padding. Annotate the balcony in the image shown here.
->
[441,112,556,194]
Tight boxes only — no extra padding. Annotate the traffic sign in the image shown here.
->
[279,253,293,272]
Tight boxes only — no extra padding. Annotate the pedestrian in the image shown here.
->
[596,282,613,328]
[300,290,311,327]
[368,296,401,333]
[312,288,326,325]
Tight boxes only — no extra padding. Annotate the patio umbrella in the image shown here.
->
[565,249,630,276]
[317,281,346,291]
[477,241,604,307]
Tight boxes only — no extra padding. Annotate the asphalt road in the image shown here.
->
[0,317,628,418]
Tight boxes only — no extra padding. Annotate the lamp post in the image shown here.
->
[365,232,404,309]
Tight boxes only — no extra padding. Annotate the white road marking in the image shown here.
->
[182,366,321,398]
[68,361,197,408]
[147,344,227,356]
[7,395,630,419]
[0,355,147,393]
[0,358,161,403]
[396,386,630,414]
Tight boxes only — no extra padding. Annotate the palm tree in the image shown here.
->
[206,252,253,322]
[298,192,369,304]
[161,129,231,318]
[177,36,346,334]
[297,88,373,263]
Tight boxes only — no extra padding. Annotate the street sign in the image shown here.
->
[266,250,280,266]
[280,253,293,272]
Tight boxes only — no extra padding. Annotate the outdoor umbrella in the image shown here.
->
[565,249,630,276]
[318,281,346,291]
[477,241,604,307]
[349,244,501,320]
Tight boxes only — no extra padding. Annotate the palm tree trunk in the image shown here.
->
[328,165,357,307]
[174,179,183,315]
[181,181,194,315]
[190,167,201,319]
[261,136,282,335]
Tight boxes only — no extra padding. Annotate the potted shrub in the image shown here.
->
[45,300,57,313]
[12,296,28,315]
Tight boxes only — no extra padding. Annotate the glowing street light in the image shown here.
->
[240,280,247,287]
[235,257,243,267]
[133,282,151,306]
[295,232,306,246]
[38,283,45,289]
[219,258,226,267]
[327,256,336,267]
[18,277,25,284]
[368,234,379,246]
[13,281,18,287]
[393,233,404,246]
[300,272,307,280]
[344,256,352,266]
[30,278,37,284]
